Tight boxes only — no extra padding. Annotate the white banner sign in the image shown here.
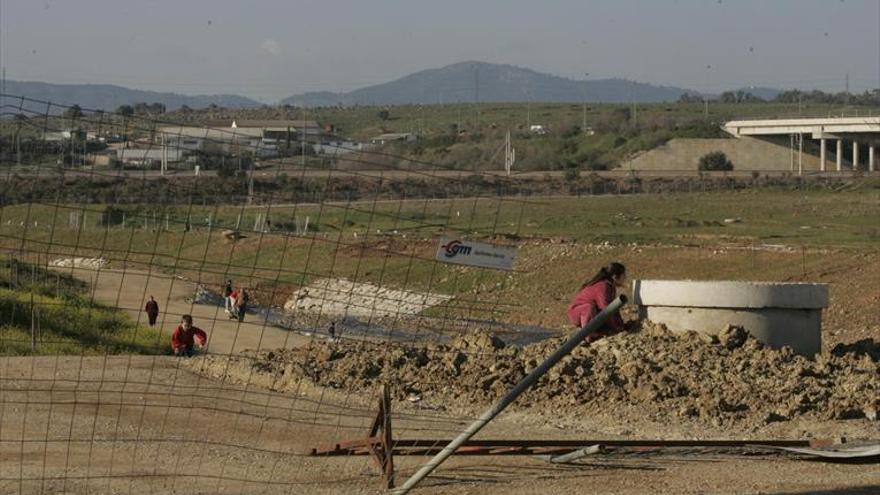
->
[435,237,517,271]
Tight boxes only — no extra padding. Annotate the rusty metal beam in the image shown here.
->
[310,438,826,457]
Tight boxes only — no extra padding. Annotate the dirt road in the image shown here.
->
[1,355,878,495]
[62,267,310,354]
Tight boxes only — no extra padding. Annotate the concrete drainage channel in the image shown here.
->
[632,280,829,356]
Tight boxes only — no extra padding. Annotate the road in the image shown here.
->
[63,267,310,354]
[2,165,869,180]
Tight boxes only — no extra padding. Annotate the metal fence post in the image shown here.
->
[394,295,628,494]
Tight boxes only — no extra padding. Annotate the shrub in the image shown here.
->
[698,151,734,171]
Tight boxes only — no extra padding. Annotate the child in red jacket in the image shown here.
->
[567,262,626,343]
[170,315,207,357]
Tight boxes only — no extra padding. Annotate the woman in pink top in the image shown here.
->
[567,262,626,343]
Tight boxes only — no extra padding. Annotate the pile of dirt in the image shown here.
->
[195,323,879,428]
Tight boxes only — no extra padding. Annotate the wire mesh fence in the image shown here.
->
[0,95,876,494]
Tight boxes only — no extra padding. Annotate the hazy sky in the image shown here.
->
[1,0,879,102]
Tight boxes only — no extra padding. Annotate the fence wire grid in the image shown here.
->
[0,95,867,494]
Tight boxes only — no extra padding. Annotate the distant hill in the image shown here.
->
[281,61,700,107]
[1,80,263,114]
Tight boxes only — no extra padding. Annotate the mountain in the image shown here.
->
[281,61,698,107]
[0,80,263,114]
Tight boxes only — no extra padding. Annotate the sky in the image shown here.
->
[1,0,879,102]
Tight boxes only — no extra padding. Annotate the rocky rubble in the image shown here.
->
[196,322,880,428]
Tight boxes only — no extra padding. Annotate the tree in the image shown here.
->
[677,93,703,104]
[116,105,134,117]
[377,110,390,121]
[720,90,764,104]
[63,104,83,120]
[698,151,734,171]
[148,102,166,115]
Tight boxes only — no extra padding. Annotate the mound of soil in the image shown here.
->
[195,323,879,428]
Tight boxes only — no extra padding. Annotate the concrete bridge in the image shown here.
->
[724,117,880,173]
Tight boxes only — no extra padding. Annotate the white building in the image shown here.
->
[116,148,184,166]
[371,132,415,145]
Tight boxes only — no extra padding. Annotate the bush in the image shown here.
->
[698,151,734,171]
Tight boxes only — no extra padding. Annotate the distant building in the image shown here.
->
[312,140,363,155]
[206,119,328,141]
[371,133,416,145]
[529,125,548,135]
[43,130,86,142]
[116,148,184,166]
[155,126,272,156]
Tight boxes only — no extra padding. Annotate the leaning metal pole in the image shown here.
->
[394,295,628,494]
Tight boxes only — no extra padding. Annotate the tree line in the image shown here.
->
[679,88,880,106]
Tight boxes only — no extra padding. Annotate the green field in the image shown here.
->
[1,186,877,309]
[0,184,876,347]
[0,258,164,355]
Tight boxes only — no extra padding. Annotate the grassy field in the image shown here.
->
[0,185,876,353]
[0,258,164,355]
[0,186,877,312]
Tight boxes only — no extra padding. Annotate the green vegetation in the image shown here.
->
[0,186,876,312]
[5,99,878,173]
[0,184,875,326]
[699,151,734,171]
[0,258,164,355]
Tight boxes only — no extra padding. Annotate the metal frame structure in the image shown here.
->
[309,389,838,490]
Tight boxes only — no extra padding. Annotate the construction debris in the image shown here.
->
[195,322,880,429]
[49,257,108,270]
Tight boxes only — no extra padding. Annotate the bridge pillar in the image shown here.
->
[836,139,843,171]
[870,145,876,172]
[853,141,860,170]
[819,138,827,172]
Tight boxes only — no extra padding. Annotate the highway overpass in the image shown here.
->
[724,117,880,173]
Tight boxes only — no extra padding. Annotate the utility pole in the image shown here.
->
[474,65,480,131]
[301,110,306,166]
[504,130,515,177]
[582,73,590,132]
[525,89,531,130]
[628,80,638,126]
[161,133,167,176]
[704,65,712,119]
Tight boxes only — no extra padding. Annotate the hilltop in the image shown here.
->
[1,79,263,113]
[281,61,697,106]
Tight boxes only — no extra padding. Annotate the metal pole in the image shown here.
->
[30,263,36,352]
[582,73,590,132]
[394,295,628,494]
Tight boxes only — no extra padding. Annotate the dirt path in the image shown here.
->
[61,267,310,354]
[1,355,878,495]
